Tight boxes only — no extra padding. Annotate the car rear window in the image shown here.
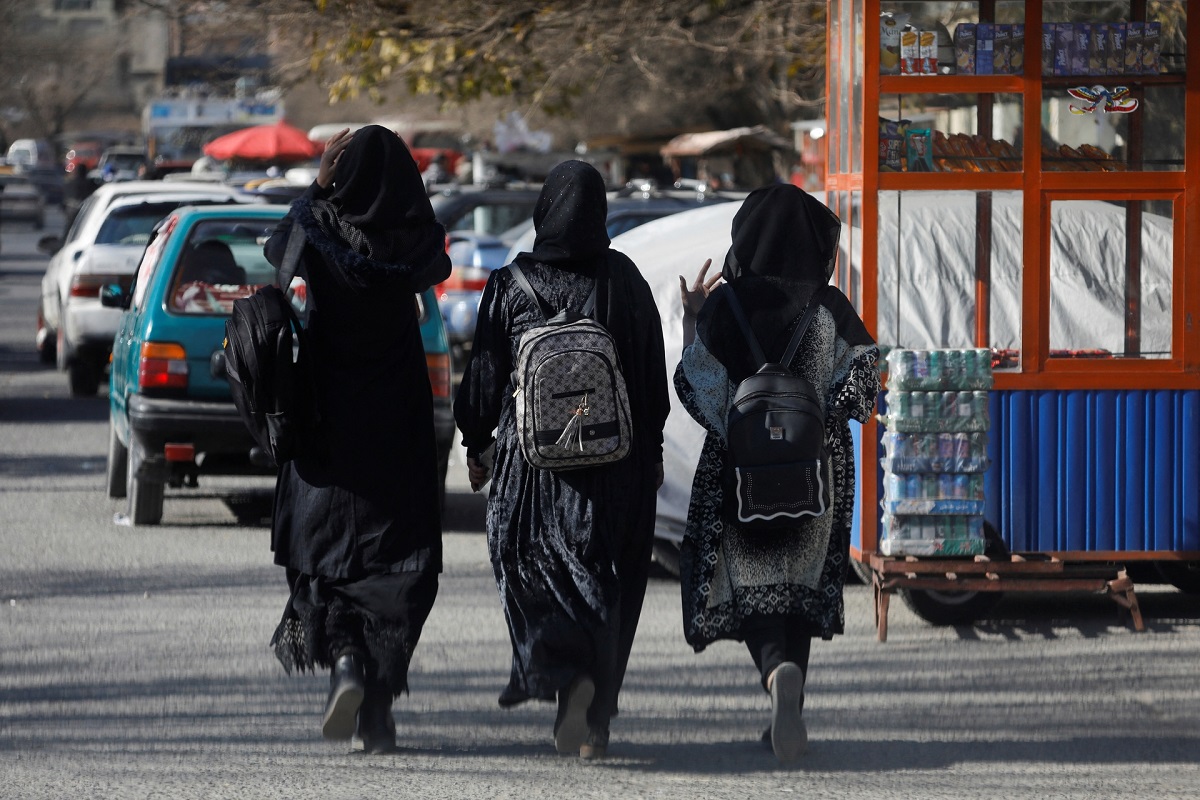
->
[169,218,281,315]
[96,202,202,246]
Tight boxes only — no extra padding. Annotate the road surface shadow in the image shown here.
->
[0,395,109,423]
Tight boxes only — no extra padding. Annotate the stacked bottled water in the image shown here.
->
[879,348,992,556]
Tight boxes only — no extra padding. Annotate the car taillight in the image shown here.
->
[427,352,451,399]
[138,342,188,390]
[436,266,490,299]
[71,274,126,298]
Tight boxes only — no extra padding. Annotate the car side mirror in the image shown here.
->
[37,235,61,255]
[99,284,129,310]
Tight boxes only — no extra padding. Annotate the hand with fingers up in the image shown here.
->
[316,128,354,190]
[679,258,722,347]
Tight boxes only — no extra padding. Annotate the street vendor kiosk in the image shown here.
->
[828,0,1198,636]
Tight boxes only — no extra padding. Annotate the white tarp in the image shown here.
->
[612,193,1174,539]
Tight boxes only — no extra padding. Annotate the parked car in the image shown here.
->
[37,180,254,393]
[103,204,455,525]
[89,145,148,183]
[64,141,105,175]
[0,173,46,229]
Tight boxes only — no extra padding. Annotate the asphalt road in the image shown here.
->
[2,209,1199,799]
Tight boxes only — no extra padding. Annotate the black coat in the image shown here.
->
[264,184,449,579]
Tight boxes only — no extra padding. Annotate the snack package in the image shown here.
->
[1142,21,1161,74]
[919,30,938,74]
[1009,23,1025,74]
[1071,23,1090,74]
[1107,23,1126,75]
[1125,21,1144,74]
[1041,23,1055,75]
[956,23,977,75]
[975,23,994,75]
[901,29,921,74]
[1090,23,1108,75]
[993,24,1011,74]
[906,128,934,172]
[879,118,908,171]
[1053,23,1073,75]
[880,13,910,74]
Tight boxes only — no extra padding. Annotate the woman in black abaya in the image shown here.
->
[676,184,880,763]
[455,160,670,759]
[264,125,451,754]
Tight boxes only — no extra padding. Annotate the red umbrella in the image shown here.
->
[202,121,322,161]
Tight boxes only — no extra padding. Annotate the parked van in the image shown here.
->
[6,139,56,170]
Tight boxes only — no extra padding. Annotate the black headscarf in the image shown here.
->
[524,160,611,266]
[312,125,445,267]
[698,184,870,382]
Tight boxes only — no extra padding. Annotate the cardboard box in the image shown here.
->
[1071,23,1090,74]
[1107,23,1126,74]
[956,23,977,75]
[880,14,906,74]
[1009,23,1025,74]
[1054,23,1073,75]
[1142,21,1161,74]
[1088,23,1108,75]
[901,30,921,74]
[1125,21,1144,74]
[975,23,994,75]
[1041,23,1055,76]
[993,24,1011,74]
[920,30,938,74]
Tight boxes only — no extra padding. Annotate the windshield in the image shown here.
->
[169,217,281,315]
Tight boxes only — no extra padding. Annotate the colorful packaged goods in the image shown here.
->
[1071,23,1090,74]
[1125,22,1143,73]
[880,13,909,74]
[975,23,995,75]
[1009,24,1025,74]
[906,128,934,172]
[1089,22,1108,75]
[901,29,921,74]
[1142,21,1161,74]
[1041,24,1055,76]
[919,31,938,75]
[1107,24,1126,75]
[956,23,977,75]
[992,25,1011,74]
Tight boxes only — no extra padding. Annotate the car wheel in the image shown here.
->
[35,304,56,365]
[106,418,128,499]
[849,556,875,586]
[652,539,681,578]
[55,323,68,372]
[899,586,1003,626]
[126,441,164,525]
[68,357,101,397]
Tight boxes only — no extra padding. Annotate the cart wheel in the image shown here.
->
[1155,561,1200,595]
[849,557,874,586]
[899,586,1003,626]
[652,539,681,578]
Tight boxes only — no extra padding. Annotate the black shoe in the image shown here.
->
[769,662,807,763]
[353,686,397,755]
[322,653,365,741]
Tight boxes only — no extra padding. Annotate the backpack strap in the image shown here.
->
[726,285,828,369]
[507,262,597,320]
[277,225,306,289]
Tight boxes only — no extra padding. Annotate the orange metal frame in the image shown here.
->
[831,0,1200,558]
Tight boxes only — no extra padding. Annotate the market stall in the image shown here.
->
[827,0,1199,632]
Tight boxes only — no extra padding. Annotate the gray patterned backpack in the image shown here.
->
[508,263,632,471]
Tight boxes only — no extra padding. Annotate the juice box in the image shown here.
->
[901,30,921,74]
[1041,23,1054,76]
[1089,23,1108,75]
[1125,21,1144,74]
[920,30,938,74]
[956,23,977,75]
[975,23,994,75]
[1054,23,1073,75]
[1071,23,1090,74]
[993,24,1011,74]
[1107,23,1126,74]
[1142,21,1161,74]
[1009,23,1025,74]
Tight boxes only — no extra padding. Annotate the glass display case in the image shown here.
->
[831,0,1200,562]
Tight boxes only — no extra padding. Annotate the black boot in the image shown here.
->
[322,652,365,741]
[353,682,397,755]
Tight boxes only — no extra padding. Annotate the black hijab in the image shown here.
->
[313,124,444,267]
[698,184,870,382]
[524,160,611,266]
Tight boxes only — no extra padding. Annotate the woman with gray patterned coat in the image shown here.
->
[675,184,879,763]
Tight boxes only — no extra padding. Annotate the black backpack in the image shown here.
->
[223,227,318,466]
[722,286,831,530]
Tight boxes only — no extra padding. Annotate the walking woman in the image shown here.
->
[454,160,670,759]
[264,126,451,754]
[675,184,879,763]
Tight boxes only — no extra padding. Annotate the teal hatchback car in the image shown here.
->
[104,204,455,525]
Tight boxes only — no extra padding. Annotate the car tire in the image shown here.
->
[68,358,101,397]
[106,418,128,499]
[652,539,682,578]
[126,441,164,525]
[899,586,1003,626]
[1155,561,1200,595]
[35,304,56,365]
[849,556,875,586]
